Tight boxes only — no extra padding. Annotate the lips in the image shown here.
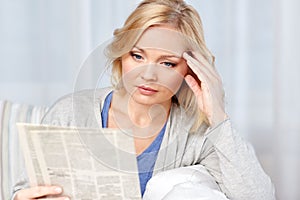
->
[137,85,158,95]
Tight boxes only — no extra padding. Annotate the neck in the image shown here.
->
[129,96,171,127]
[114,89,171,128]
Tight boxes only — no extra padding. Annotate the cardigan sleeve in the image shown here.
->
[199,119,276,200]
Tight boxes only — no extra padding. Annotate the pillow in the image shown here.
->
[143,165,229,200]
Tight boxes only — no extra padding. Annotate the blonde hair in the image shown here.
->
[105,0,216,130]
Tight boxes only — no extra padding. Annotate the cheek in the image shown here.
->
[157,69,185,94]
[121,56,144,77]
[121,58,144,92]
[121,60,143,80]
[160,64,188,94]
[121,59,132,75]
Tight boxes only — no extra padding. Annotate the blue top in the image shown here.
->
[101,91,166,196]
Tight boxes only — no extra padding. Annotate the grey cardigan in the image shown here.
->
[13,88,276,200]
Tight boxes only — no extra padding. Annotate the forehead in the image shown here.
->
[135,26,190,56]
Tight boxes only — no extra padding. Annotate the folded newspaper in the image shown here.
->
[17,123,141,200]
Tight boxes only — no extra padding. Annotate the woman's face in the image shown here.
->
[120,26,189,106]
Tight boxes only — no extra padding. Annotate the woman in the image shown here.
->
[13,0,275,199]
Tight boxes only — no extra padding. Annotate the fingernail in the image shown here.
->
[54,187,62,193]
[186,51,193,57]
[64,197,70,200]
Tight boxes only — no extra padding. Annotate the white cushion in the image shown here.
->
[143,165,229,200]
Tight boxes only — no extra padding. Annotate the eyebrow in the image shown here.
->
[132,46,182,59]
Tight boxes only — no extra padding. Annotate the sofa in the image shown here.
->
[0,100,48,200]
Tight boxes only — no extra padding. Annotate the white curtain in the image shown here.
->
[0,0,299,199]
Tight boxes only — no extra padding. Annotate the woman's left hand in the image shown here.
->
[183,51,228,127]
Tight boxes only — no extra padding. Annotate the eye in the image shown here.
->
[162,62,177,68]
[130,52,143,61]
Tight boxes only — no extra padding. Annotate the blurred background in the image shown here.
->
[0,0,299,199]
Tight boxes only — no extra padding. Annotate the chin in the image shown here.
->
[131,92,171,106]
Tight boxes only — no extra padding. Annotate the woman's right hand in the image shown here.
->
[14,186,69,200]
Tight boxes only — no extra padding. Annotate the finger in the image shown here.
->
[190,51,220,79]
[183,52,219,80]
[190,51,211,67]
[185,53,224,97]
[185,75,204,109]
[183,53,213,82]
[37,196,70,200]
[184,54,208,83]
[16,186,63,199]
[183,52,203,74]
[185,75,201,94]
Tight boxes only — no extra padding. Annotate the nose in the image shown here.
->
[140,64,158,81]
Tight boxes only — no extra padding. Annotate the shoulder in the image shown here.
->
[41,87,113,127]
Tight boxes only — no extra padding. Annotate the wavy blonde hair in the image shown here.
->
[105,0,215,130]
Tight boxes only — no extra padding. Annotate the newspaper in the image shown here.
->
[17,123,141,200]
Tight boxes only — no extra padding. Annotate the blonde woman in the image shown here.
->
[13,0,275,199]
